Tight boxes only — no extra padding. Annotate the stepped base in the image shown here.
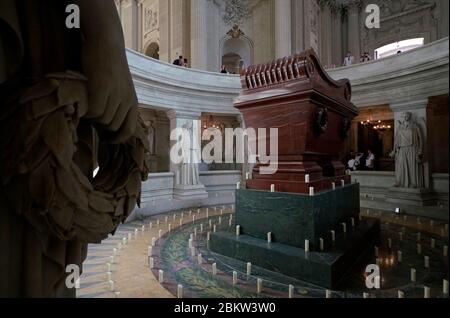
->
[209,219,380,289]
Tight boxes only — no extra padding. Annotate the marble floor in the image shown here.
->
[76,206,449,299]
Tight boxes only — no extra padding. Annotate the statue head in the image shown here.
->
[401,111,412,123]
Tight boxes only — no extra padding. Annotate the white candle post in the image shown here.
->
[411,268,417,282]
[168,224,172,233]
[207,232,211,241]
[398,290,405,298]
[257,278,263,294]
[158,270,164,284]
[236,225,241,236]
[179,218,183,227]
[305,239,310,253]
[309,187,314,196]
[341,180,345,187]
[151,237,156,246]
[149,257,154,269]
[177,284,183,298]
[213,225,217,233]
[128,233,132,241]
[148,246,152,257]
[443,279,449,295]
[142,225,145,232]
[363,292,369,299]
[247,262,252,276]
[122,237,127,246]
[351,218,355,227]
[218,216,222,224]
[200,224,203,232]
[331,230,336,242]
[342,223,347,233]
[109,280,115,292]
[190,247,196,257]
[236,182,241,190]
[267,232,272,243]
[331,182,336,190]
[305,174,310,183]
[158,229,162,239]
[246,172,250,180]
[289,285,295,298]
[424,256,430,268]
[113,248,117,256]
[431,238,436,248]
[188,239,193,249]
[270,184,275,193]
[397,251,402,263]
[424,286,431,298]
[106,263,111,272]
[232,271,238,285]
[326,290,332,298]
[212,263,217,275]
[320,238,324,251]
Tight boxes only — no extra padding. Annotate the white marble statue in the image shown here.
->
[390,112,425,189]
[180,121,200,186]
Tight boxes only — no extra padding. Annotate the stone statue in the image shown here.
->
[180,121,200,186]
[390,112,425,189]
[0,0,149,297]
[146,120,156,155]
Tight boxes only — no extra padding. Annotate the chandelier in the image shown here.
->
[360,119,392,130]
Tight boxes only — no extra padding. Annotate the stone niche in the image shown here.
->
[210,49,380,289]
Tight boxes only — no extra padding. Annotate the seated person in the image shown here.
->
[366,150,375,169]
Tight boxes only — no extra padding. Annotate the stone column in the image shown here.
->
[120,0,139,50]
[320,5,333,68]
[291,0,305,53]
[275,0,292,58]
[346,4,361,63]
[136,0,145,53]
[167,110,208,200]
[331,10,343,67]
[190,0,208,70]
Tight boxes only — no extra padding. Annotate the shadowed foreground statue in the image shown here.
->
[0,0,149,297]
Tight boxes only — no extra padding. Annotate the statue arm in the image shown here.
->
[73,0,138,144]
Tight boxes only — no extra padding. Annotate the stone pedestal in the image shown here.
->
[209,185,380,289]
[173,184,208,201]
[386,187,436,207]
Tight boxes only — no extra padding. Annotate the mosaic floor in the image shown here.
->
[77,206,449,299]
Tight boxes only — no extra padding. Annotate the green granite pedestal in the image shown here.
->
[209,184,380,289]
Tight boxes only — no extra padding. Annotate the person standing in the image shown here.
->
[343,51,355,66]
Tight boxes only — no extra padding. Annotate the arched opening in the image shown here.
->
[145,42,160,60]
[374,38,424,60]
[222,53,243,74]
[221,37,252,74]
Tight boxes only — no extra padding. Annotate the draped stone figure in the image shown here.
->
[391,112,425,189]
[180,121,200,186]
[0,0,149,297]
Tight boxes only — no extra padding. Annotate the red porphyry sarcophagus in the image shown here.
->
[234,49,358,194]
